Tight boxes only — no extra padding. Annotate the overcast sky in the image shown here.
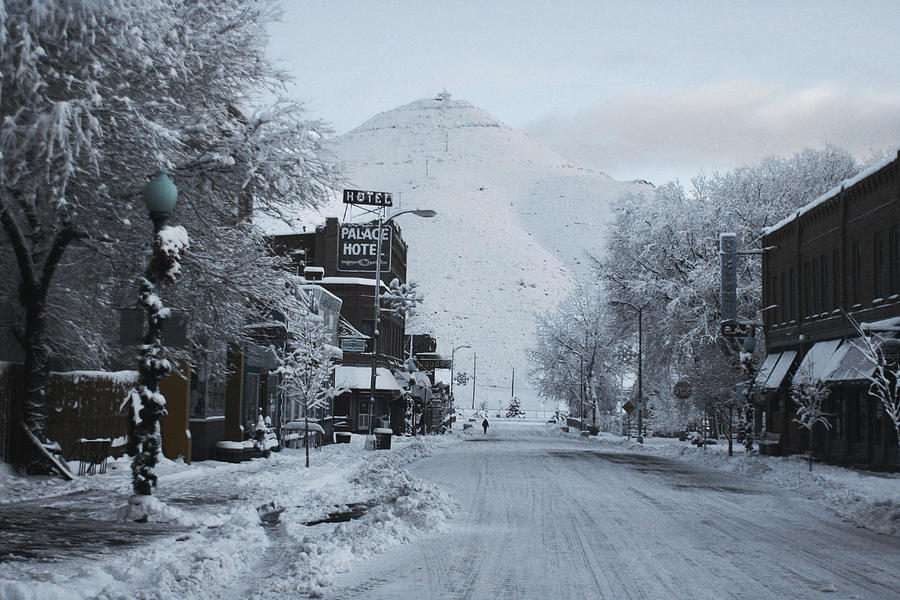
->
[268,0,899,185]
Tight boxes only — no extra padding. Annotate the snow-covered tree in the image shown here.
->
[528,284,622,426]
[277,313,344,468]
[506,396,525,418]
[593,147,859,433]
[790,361,832,471]
[847,316,900,447]
[0,1,341,463]
[382,278,423,320]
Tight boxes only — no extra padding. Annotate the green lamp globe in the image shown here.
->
[143,168,178,219]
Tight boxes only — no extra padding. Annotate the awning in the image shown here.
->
[796,339,842,381]
[825,335,900,382]
[755,353,782,387]
[827,339,876,382]
[763,350,798,390]
[335,366,403,393]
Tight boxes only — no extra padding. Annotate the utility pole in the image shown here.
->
[471,352,477,410]
[511,368,515,399]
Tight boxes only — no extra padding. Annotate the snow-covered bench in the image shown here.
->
[282,421,325,450]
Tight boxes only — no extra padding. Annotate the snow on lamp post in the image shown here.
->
[124,168,189,518]
[367,209,436,445]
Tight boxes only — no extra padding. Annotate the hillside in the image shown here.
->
[269,94,651,412]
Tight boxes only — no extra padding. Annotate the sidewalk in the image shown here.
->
[0,435,456,599]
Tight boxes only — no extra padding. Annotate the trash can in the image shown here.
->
[373,428,393,450]
[335,432,351,444]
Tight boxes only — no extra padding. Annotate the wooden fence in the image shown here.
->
[0,365,138,462]
[0,363,24,463]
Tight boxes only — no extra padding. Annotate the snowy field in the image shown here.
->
[1,421,897,599]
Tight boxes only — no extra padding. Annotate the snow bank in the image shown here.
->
[0,436,456,599]
[278,439,456,597]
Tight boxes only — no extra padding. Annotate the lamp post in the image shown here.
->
[128,168,180,501]
[609,299,650,443]
[367,209,437,443]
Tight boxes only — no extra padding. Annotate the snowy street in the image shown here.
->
[0,420,898,599]
[331,420,900,600]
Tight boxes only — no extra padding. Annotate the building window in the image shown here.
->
[874,232,884,299]
[358,398,370,431]
[874,402,883,446]
[820,254,828,312]
[832,249,840,309]
[803,261,812,317]
[811,257,820,315]
[891,227,900,295]
[789,268,796,321]
[852,240,861,305]
[780,271,787,323]
[768,275,776,325]
[855,393,866,442]
[830,392,843,441]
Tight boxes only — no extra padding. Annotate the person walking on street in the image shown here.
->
[482,418,489,434]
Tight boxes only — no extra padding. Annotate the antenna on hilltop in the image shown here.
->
[435,89,451,106]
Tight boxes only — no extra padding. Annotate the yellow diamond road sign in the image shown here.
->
[623,401,636,414]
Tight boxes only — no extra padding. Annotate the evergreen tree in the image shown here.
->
[506,396,525,418]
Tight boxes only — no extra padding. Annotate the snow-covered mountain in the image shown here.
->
[276,94,651,412]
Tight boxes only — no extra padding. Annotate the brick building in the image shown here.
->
[270,217,413,434]
[758,150,899,468]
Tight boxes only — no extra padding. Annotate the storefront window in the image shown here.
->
[190,342,227,419]
[855,393,866,442]
[874,402,883,445]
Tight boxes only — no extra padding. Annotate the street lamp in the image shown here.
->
[367,209,437,443]
[609,299,650,443]
[450,344,471,419]
[128,168,179,502]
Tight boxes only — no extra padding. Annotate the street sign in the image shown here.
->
[417,358,452,370]
[343,189,393,207]
[622,401,636,414]
[720,321,755,338]
[673,381,692,399]
[340,339,367,352]
[337,223,392,272]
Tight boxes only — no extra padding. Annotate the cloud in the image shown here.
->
[525,81,900,185]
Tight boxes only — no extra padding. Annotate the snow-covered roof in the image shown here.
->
[335,366,403,393]
[764,150,898,237]
[320,276,390,292]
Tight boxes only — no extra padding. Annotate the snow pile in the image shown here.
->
[279,439,456,597]
[0,437,456,600]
